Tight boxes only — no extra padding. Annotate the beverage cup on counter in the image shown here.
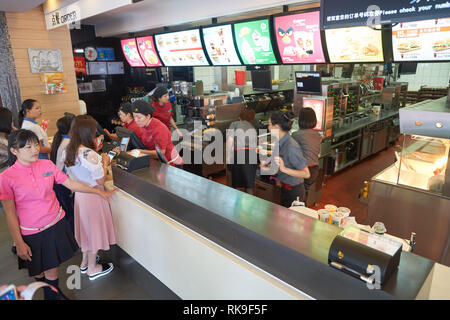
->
[337,207,351,217]
[331,212,345,227]
[318,209,330,223]
[373,222,387,235]
[324,204,337,213]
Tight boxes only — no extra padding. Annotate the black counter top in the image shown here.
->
[112,161,434,299]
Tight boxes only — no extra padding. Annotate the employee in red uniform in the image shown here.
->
[103,102,143,141]
[151,86,183,140]
[132,100,183,167]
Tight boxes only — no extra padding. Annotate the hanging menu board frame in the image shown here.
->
[320,0,450,30]
[232,16,280,66]
[324,25,386,64]
[136,35,163,67]
[272,9,327,65]
[121,38,146,67]
[154,27,211,67]
[392,18,450,63]
[201,23,243,66]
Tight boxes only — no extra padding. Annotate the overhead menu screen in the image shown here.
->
[393,18,450,62]
[154,29,209,66]
[233,19,278,65]
[274,11,326,64]
[121,39,145,67]
[321,0,450,29]
[325,26,384,63]
[202,24,242,65]
[136,36,163,67]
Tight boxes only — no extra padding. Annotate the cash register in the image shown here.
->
[109,127,151,172]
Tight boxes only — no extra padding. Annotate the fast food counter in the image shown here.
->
[104,160,450,299]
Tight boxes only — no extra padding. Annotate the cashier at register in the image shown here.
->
[103,102,143,141]
[132,100,183,167]
[260,111,310,207]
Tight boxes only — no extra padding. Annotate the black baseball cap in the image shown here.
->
[132,100,155,116]
[119,102,133,115]
[152,86,168,99]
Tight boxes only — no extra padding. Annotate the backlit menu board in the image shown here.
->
[274,11,325,64]
[325,26,384,63]
[393,18,450,62]
[136,36,162,67]
[154,29,209,66]
[121,39,145,67]
[321,0,450,29]
[202,25,242,65]
[233,19,278,65]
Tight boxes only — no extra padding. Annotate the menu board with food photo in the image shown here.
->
[121,39,145,67]
[155,29,209,66]
[202,24,242,66]
[136,36,162,67]
[233,19,278,65]
[325,26,384,63]
[274,11,325,64]
[393,18,450,62]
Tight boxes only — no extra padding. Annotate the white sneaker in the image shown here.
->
[88,263,114,281]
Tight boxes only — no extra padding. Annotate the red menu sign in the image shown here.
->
[121,38,145,67]
[274,11,325,64]
[136,36,162,67]
[74,56,86,75]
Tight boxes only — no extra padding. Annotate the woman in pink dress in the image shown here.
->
[64,115,116,281]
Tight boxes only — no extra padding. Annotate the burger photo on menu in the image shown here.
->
[397,41,422,53]
[433,40,449,52]
[362,43,380,57]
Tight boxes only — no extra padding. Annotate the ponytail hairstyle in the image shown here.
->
[50,115,73,164]
[64,115,97,167]
[7,129,39,166]
[270,110,295,132]
[19,99,37,128]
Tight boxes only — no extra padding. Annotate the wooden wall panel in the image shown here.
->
[6,6,79,136]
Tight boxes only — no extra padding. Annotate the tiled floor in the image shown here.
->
[0,210,151,300]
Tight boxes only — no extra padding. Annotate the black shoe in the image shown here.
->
[11,246,16,255]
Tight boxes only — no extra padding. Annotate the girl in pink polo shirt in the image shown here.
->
[0,129,116,300]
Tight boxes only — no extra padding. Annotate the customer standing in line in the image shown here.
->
[19,99,51,159]
[226,109,258,195]
[64,115,116,280]
[0,108,17,255]
[50,115,75,233]
[292,107,322,199]
[260,111,310,207]
[0,129,116,299]
[151,86,183,140]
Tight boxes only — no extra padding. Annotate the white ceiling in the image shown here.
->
[81,0,316,38]
[0,0,47,12]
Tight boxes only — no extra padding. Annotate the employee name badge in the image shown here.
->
[340,225,402,256]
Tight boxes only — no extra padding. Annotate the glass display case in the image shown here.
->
[373,134,450,195]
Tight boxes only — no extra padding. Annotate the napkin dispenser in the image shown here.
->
[328,227,402,286]
[115,151,150,172]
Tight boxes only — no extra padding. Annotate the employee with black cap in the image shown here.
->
[151,86,183,139]
[132,100,184,166]
[103,102,143,141]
